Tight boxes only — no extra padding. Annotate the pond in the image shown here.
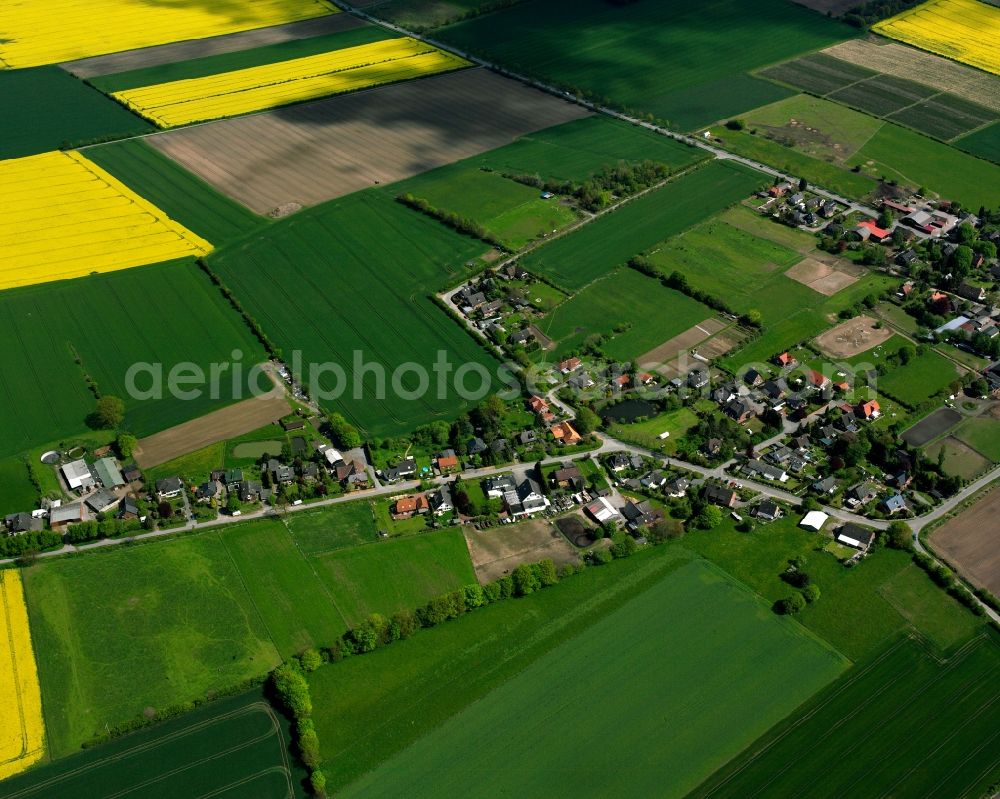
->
[601,399,658,424]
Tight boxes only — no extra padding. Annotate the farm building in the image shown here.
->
[49,503,84,528]
[800,511,829,532]
[92,457,125,489]
[586,497,621,524]
[62,459,95,491]
[835,523,876,551]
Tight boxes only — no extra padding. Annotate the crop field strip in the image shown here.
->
[0,691,300,799]
[759,52,999,143]
[0,259,266,459]
[873,0,1000,76]
[210,191,498,434]
[114,37,471,127]
[690,634,1000,799]
[61,13,366,78]
[437,0,851,130]
[0,0,337,69]
[0,572,45,781]
[148,67,590,214]
[0,151,211,290]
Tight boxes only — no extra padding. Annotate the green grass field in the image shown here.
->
[439,0,850,130]
[365,0,503,29]
[144,442,226,486]
[218,521,349,653]
[536,268,714,359]
[22,535,281,757]
[84,139,263,244]
[645,215,814,327]
[0,689,307,799]
[521,161,765,290]
[311,529,476,627]
[847,123,1000,208]
[339,560,847,798]
[90,25,394,93]
[954,416,1000,462]
[877,349,960,405]
[925,437,992,480]
[690,633,1000,799]
[0,66,151,159]
[208,190,500,437]
[284,500,379,555]
[0,259,267,460]
[463,116,710,183]
[605,406,700,454]
[956,121,1000,164]
[394,167,576,250]
[0,456,37,517]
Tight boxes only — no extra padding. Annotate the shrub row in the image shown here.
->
[396,193,508,251]
[912,552,984,616]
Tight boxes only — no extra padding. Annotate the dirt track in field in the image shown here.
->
[61,15,362,77]
[463,520,580,584]
[148,68,591,214]
[814,314,893,358]
[931,487,1000,595]
[134,393,290,468]
[638,318,725,377]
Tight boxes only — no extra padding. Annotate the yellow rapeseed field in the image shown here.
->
[873,0,1000,76]
[114,38,471,127]
[0,570,45,780]
[0,0,336,69]
[0,151,212,291]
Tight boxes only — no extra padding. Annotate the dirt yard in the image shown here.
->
[639,318,725,377]
[134,393,290,468]
[463,519,580,584]
[149,68,590,214]
[61,15,362,77]
[814,314,895,359]
[932,488,1000,595]
[787,256,863,296]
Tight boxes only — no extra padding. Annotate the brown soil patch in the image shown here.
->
[823,40,1000,114]
[638,318,725,376]
[698,330,742,361]
[786,257,861,296]
[61,15,361,77]
[463,519,580,584]
[134,393,290,468]
[814,314,894,359]
[149,69,591,214]
[932,487,1000,595]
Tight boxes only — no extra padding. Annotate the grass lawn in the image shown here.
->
[847,123,1000,209]
[521,160,766,291]
[310,529,476,627]
[21,535,281,757]
[717,205,818,253]
[953,416,1000,462]
[691,633,1000,799]
[284,500,379,555]
[439,0,850,130]
[339,560,846,799]
[218,521,348,654]
[607,407,700,453]
[878,349,960,405]
[84,139,263,244]
[143,442,225,486]
[0,456,37,517]
[536,268,714,360]
[0,66,151,160]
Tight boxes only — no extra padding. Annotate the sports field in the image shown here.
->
[0,151,211,290]
[439,0,848,129]
[521,161,764,290]
[0,571,45,780]
[0,67,152,160]
[536,268,714,360]
[0,0,336,69]
[339,560,846,798]
[0,689,304,799]
[0,259,267,460]
[873,0,1000,76]
[83,139,263,243]
[691,633,1000,799]
[208,191,501,436]
[114,37,469,127]
[311,530,477,627]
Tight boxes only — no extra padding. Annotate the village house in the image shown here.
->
[846,482,878,507]
[666,476,690,498]
[436,450,460,473]
[776,352,797,369]
[195,481,219,502]
[856,400,881,420]
[836,523,876,551]
[640,471,668,490]
[551,421,581,445]
[155,477,184,500]
[485,473,518,498]
[882,494,908,515]
[4,512,43,534]
[429,484,453,516]
[393,494,430,519]
[268,459,295,486]
[812,476,838,495]
[552,465,584,491]
[704,484,738,508]
[505,478,549,517]
[558,357,582,375]
[743,459,788,483]
[622,500,661,531]
[753,501,782,522]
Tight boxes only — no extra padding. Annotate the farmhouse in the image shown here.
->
[62,459,95,492]
[902,207,958,237]
[4,512,42,534]
[85,489,121,514]
[852,219,890,243]
[836,523,876,551]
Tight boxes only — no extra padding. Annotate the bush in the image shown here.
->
[775,593,806,615]
[299,648,323,673]
[271,662,312,718]
[802,584,821,603]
